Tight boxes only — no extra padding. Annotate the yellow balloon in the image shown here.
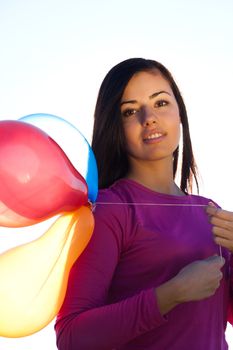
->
[0,205,94,337]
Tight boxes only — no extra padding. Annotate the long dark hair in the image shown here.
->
[92,58,198,193]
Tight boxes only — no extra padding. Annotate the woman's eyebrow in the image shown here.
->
[121,90,171,106]
[149,90,171,99]
[120,99,137,106]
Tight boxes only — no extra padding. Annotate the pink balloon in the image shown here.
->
[0,121,88,227]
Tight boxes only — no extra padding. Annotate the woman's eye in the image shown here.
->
[122,109,137,117]
[155,100,168,108]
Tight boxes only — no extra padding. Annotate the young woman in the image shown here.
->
[55,58,233,349]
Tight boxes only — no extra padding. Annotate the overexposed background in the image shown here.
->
[0,0,233,348]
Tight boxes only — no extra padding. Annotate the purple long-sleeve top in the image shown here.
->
[55,178,233,349]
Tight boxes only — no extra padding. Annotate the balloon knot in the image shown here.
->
[87,201,96,212]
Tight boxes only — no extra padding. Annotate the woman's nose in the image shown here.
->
[141,107,157,126]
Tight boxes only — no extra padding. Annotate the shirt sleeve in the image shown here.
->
[55,195,167,350]
[227,254,233,325]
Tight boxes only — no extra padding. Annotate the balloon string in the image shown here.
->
[219,245,223,259]
[95,202,207,207]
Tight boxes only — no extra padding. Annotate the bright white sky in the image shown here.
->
[0,0,233,348]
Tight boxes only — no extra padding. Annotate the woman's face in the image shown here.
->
[120,70,181,166]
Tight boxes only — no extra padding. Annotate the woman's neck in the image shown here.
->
[126,158,184,196]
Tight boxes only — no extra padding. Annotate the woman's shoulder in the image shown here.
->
[93,180,137,248]
[93,179,130,218]
[95,178,133,204]
[189,193,220,207]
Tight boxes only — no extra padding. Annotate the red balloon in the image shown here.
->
[0,121,88,227]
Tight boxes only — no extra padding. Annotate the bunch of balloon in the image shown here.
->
[0,114,98,337]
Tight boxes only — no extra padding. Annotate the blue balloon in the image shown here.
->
[19,113,98,203]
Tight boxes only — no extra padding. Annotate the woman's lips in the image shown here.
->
[143,131,165,143]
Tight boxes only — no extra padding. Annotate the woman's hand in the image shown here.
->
[173,255,224,303]
[206,202,233,252]
[156,255,224,315]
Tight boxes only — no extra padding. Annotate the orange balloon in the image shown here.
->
[0,206,94,338]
